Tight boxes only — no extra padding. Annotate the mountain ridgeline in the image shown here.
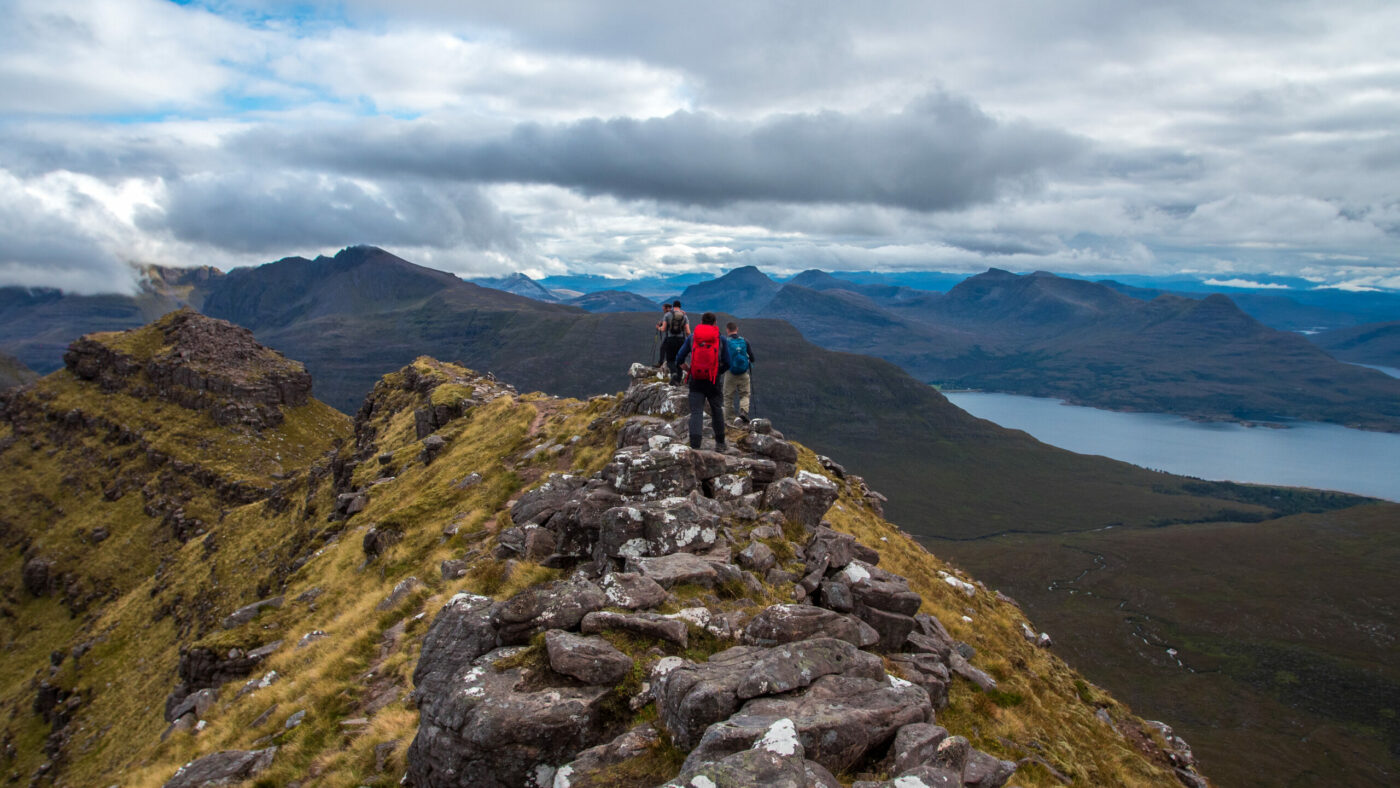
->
[0,312,1207,787]
[678,265,1400,432]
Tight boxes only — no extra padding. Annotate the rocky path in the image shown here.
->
[405,365,1031,788]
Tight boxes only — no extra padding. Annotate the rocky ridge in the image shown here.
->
[402,365,1210,788]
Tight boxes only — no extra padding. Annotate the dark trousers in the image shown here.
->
[688,379,725,449]
[661,335,685,383]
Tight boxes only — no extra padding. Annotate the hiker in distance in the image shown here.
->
[654,302,673,366]
[674,312,732,451]
[723,321,754,424]
[659,300,690,385]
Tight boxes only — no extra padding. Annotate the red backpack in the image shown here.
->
[689,324,721,384]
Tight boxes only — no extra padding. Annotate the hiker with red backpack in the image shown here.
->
[674,311,732,450]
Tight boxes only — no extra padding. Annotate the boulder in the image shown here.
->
[509,474,588,527]
[220,596,284,630]
[602,442,701,500]
[362,526,402,561]
[495,525,557,561]
[682,674,933,774]
[492,579,607,645]
[599,572,668,610]
[907,614,957,660]
[963,747,1019,787]
[889,722,950,775]
[545,630,634,686]
[376,577,425,611]
[405,658,612,788]
[886,653,951,710]
[743,605,879,649]
[688,448,731,480]
[165,688,218,723]
[853,605,917,652]
[162,747,277,788]
[948,652,998,692]
[335,492,368,516]
[817,581,853,614]
[21,557,53,597]
[626,553,721,589]
[736,542,777,573]
[596,495,722,561]
[761,477,803,520]
[805,526,879,572]
[735,638,885,699]
[545,479,624,558]
[581,611,688,647]
[792,471,840,529]
[554,723,662,788]
[654,646,768,749]
[411,593,500,703]
[420,434,447,464]
[663,719,840,788]
[710,472,754,503]
[618,380,689,418]
[741,432,798,464]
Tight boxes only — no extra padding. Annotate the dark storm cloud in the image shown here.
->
[233,92,1084,212]
[138,172,523,254]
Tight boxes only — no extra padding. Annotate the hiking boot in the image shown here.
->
[739,412,751,424]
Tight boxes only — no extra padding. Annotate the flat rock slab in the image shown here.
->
[626,552,721,588]
[684,674,933,774]
[600,572,668,610]
[545,630,633,685]
[163,747,277,788]
[743,604,879,649]
[735,637,884,700]
[582,610,688,647]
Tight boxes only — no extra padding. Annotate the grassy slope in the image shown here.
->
[0,376,350,784]
[937,503,1400,788]
[1,354,1192,788]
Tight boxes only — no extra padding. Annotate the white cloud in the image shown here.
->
[1201,278,1292,289]
[0,0,266,115]
[268,28,691,122]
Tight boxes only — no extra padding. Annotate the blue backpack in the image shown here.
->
[726,336,751,374]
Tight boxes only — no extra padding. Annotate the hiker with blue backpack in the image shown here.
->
[723,321,754,424]
[674,312,732,450]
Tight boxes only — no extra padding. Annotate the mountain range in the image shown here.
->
[669,265,1400,431]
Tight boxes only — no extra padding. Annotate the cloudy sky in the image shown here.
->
[2,0,1398,293]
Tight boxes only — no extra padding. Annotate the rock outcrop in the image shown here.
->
[63,309,312,429]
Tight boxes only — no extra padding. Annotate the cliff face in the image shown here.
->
[0,316,1206,788]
